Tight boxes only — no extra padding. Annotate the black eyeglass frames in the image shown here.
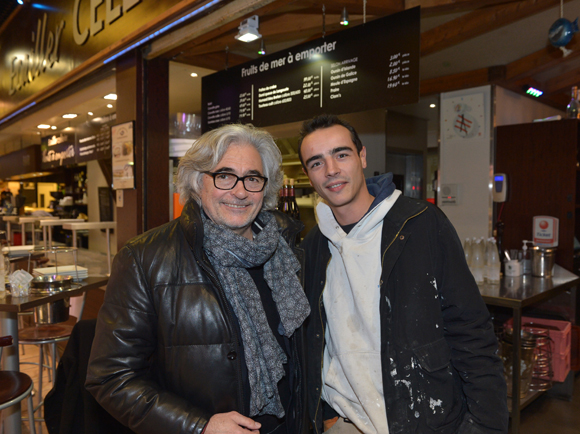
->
[203,172,268,192]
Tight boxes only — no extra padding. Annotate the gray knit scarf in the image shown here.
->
[201,210,310,417]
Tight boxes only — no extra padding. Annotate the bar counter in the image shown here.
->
[478,265,580,434]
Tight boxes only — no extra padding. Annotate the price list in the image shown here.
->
[202,8,420,131]
[303,73,320,101]
[75,113,116,163]
[239,91,251,120]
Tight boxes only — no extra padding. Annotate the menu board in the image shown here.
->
[75,113,116,163]
[202,7,420,131]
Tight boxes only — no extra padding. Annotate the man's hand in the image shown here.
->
[204,411,261,434]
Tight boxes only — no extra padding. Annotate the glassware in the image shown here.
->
[566,86,580,119]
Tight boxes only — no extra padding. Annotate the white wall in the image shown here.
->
[439,86,493,242]
[495,86,565,126]
[87,160,117,255]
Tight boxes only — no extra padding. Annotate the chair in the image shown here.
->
[18,292,87,430]
[0,335,36,434]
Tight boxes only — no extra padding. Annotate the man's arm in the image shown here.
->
[436,215,509,434]
[86,245,210,434]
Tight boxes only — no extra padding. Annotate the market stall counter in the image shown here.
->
[479,264,580,434]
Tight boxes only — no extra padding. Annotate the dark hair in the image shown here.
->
[297,114,363,169]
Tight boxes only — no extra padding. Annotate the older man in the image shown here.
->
[86,124,310,434]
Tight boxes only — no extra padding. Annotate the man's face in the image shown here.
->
[300,125,368,212]
[200,142,264,239]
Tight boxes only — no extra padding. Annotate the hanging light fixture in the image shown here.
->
[235,15,262,42]
[340,7,349,26]
[258,39,266,55]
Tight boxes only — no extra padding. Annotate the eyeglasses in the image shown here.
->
[204,171,268,192]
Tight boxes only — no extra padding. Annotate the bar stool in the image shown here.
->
[17,296,87,432]
[0,335,37,434]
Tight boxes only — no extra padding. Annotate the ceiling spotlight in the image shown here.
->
[64,126,74,131]
[524,85,543,97]
[235,15,262,42]
[62,113,78,119]
[88,111,93,116]
[190,72,198,77]
[430,104,436,108]
[37,124,51,129]
[51,126,57,130]
[340,7,349,26]
[107,104,113,108]
[103,93,117,100]
[258,40,266,55]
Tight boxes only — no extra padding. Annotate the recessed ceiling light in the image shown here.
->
[51,126,57,130]
[62,113,78,119]
[190,72,198,77]
[104,93,117,100]
[37,124,51,129]
[88,112,93,116]
[64,126,74,131]
[430,104,436,108]
[107,104,113,108]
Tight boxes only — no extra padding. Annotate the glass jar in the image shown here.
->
[501,327,537,398]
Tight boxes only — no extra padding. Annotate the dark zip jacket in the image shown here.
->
[86,201,309,434]
[302,195,508,434]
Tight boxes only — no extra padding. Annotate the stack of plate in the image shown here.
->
[33,265,88,281]
[2,245,36,258]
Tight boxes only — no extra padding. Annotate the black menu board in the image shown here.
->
[202,7,420,131]
[75,113,116,163]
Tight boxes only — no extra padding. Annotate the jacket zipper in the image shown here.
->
[313,257,331,434]
[196,253,246,414]
[381,207,427,268]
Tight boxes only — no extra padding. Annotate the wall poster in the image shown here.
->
[111,121,135,190]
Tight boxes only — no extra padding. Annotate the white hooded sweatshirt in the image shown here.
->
[318,189,402,434]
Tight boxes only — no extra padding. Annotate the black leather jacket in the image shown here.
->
[86,201,308,434]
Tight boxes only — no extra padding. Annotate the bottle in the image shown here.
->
[463,238,472,267]
[471,238,485,284]
[281,179,291,215]
[0,253,6,299]
[288,178,300,221]
[277,178,288,212]
[566,86,580,119]
[521,240,532,275]
[486,238,501,284]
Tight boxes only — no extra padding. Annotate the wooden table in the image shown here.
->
[39,219,81,250]
[61,222,116,276]
[479,265,580,434]
[0,276,108,434]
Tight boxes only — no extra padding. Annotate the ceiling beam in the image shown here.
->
[147,0,288,59]
[420,65,505,95]
[421,0,566,57]
[505,36,580,81]
[307,0,403,16]
[409,0,524,15]
[182,13,349,57]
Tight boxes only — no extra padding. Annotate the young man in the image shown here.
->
[299,114,508,434]
[86,124,310,434]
